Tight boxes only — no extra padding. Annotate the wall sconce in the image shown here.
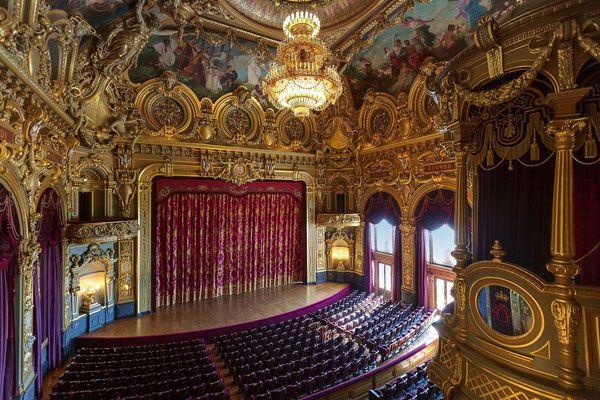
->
[80,280,101,314]
[332,246,349,269]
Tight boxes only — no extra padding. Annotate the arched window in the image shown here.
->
[415,189,456,311]
[363,192,402,301]
[370,220,394,298]
[425,224,455,311]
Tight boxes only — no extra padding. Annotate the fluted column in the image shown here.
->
[446,121,476,343]
[545,117,587,391]
[544,89,589,391]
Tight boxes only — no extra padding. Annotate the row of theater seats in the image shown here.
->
[378,310,437,359]
[369,360,442,400]
[215,311,378,399]
[50,339,229,400]
[311,291,436,360]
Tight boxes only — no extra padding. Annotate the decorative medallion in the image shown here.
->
[225,109,251,137]
[284,118,305,141]
[371,109,392,136]
[152,99,184,127]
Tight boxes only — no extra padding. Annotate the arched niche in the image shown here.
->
[77,166,114,221]
[69,244,115,318]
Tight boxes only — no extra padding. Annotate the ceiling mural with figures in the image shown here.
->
[48,0,134,29]
[343,0,519,108]
[129,28,276,107]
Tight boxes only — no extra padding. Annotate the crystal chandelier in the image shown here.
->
[263,11,343,120]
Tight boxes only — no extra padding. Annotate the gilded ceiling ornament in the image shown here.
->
[152,100,184,127]
[284,118,305,141]
[371,109,391,137]
[90,0,159,77]
[225,109,251,138]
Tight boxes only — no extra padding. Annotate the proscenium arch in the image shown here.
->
[136,160,318,314]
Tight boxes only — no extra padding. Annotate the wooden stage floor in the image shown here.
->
[84,282,348,338]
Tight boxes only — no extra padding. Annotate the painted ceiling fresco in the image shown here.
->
[48,0,134,29]
[344,0,519,108]
[129,29,275,107]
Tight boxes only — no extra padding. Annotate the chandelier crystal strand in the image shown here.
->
[263,11,343,120]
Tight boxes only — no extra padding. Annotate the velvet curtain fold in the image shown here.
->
[415,190,455,310]
[36,188,63,381]
[363,192,402,297]
[363,225,372,294]
[574,159,600,286]
[477,161,554,281]
[393,226,402,302]
[156,191,303,307]
[0,185,21,400]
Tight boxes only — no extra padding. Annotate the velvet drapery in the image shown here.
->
[574,159,600,286]
[363,192,402,299]
[415,190,455,311]
[155,180,304,307]
[477,161,554,281]
[0,185,21,400]
[36,188,63,378]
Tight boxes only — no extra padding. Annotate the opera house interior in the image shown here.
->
[0,0,599,399]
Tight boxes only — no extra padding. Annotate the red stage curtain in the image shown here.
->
[415,190,455,310]
[363,192,402,300]
[574,157,600,286]
[477,161,554,281]
[0,184,21,400]
[155,180,304,306]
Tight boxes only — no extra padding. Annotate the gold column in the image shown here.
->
[447,121,476,343]
[399,217,416,294]
[545,89,589,391]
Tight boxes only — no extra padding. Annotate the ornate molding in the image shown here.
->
[65,220,140,244]
[316,213,361,227]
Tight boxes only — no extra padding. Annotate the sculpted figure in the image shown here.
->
[91,0,159,76]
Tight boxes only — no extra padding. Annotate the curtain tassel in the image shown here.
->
[486,143,494,167]
[508,159,513,171]
[529,136,540,161]
[585,129,597,159]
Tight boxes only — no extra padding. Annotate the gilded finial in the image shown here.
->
[490,240,506,262]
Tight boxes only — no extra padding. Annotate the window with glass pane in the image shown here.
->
[379,263,385,289]
[371,220,394,254]
[385,264,392,291]
[425,224,455,266]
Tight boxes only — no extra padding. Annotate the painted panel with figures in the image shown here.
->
[129,28,274,107]
[48,0,134,29]
[344,0,519,108]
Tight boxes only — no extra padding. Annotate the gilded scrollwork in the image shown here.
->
[65,220,140,243]
[90,0,159,77]
[551,299,580,346]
